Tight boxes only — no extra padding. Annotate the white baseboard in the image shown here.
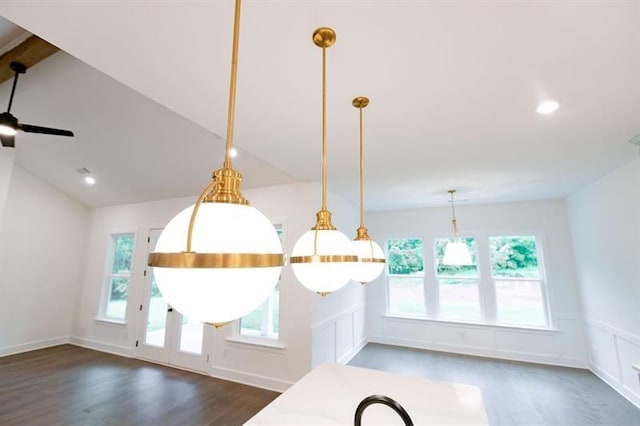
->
[369,336,587,369]
[338,337,367,365]
[583,318,640,409]
[590,362,640,409]
[68,336,134,358]
[210,365,293,393]
[0,336,69,357]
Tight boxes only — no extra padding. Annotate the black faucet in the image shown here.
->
[354,395,414,426]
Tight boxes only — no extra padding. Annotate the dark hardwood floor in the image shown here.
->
[0,345,279,426]
[349,343,640,425]
[3,343,639,425]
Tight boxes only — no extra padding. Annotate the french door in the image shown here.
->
[136,228,209,373]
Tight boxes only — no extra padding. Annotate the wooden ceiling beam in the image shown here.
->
[0,35,59,85]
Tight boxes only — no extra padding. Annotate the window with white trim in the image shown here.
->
[238,225,283,339]
[100,233,135,321]
[490,235,547,327]
[385,234,550,329]
[434,237,481,321]
[387,238,425,317]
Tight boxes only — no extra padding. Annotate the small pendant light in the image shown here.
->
[290,28,358,296]
[148,0,284,327]
[350,97,385,284]
[442,189,472,266]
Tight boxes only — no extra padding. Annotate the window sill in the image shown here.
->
[94,317,128,326]
[225,336,286,353]
[383,314,558,332]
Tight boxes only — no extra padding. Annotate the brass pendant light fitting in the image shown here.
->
[148,0,284,272]
[352,96,385,269]
[289,27,358,290]
[353,96,371,242]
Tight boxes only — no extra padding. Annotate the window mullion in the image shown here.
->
[476,234,497,324]
[423,238,438,319]
[262,298,271,337]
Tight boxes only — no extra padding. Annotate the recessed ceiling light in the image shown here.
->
[229,147,238,158]
[536,100,559,115]
[75,167,96,186]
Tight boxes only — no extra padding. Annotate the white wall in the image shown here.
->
[70,182,321,391]
[309,183,367,367]
[567,156,640,407]
[365,199,587,368]
[0,146,15,221]
[0,165,88,355]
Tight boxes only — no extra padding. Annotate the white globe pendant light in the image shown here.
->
[290,28,358,296]
[350,97,385,284]
[442,189,473,266]
[148,0,284,327]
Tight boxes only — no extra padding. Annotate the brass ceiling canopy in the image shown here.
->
[313,28,336,48]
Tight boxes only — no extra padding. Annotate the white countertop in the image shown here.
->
[246,364,488,425]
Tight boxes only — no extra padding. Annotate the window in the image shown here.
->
[387,238,425,316]
[434,238,481,321]
[101,233,135,321]
[239,225,283,339]
[385,234,551,329]
[490,236,547,327]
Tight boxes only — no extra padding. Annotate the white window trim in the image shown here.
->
[233,220,286,347]
[385,232,553,331]
[384,236,426,317]
[96,231,137,324]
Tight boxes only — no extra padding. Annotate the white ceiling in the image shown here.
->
[1,1,639,210]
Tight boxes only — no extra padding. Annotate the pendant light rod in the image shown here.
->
[353,96,370,228]
[448,189,460,238]
[313,28,336,212]
[223,0,242,169]
[358,105,364,227]
[310,27,337,231]
[321,44,328,210]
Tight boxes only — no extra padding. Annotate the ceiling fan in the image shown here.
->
[0,61,74,148]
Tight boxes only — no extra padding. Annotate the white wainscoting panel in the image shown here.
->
[556,317,586,361]
[495,329,556,358]
[385,317,433,344]
[585,318,640,408]
[434,323,493,350]
[370,315,587,368]
[312,305,367,367]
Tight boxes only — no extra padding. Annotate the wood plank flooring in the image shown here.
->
[349,343,640,425]
[3,343,640,425]
[0,345,279,426]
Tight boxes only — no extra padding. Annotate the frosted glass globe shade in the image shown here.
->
[291,229,356,294]
[153,202,283,324]
[350,239,385,284]
[442,241,472,266]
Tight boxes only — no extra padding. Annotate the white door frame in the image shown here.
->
[136,228,210,373]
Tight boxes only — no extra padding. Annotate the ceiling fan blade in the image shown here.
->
[19,123,74,137]
[0,134,15,148]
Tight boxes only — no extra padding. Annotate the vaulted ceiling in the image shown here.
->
[1,1,639,210]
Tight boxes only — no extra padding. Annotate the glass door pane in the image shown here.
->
[144,273,169,347]
[178,315,204,355]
